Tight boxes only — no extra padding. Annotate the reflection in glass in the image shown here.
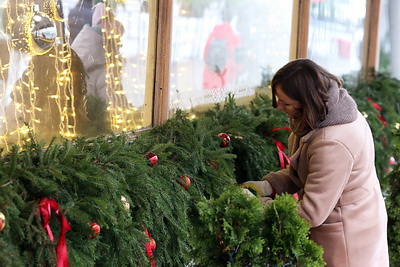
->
[0,0,152,149]
[308,0,366,76]
[67,0,152,133]
[379,0,400,79]
[170,0,293,115]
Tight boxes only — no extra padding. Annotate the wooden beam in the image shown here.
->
[294,0,310,58]
[152,0,173,126]
[362,0,381,79]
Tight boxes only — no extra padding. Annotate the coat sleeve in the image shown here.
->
[262,167,301,195]
[299,138,353,227]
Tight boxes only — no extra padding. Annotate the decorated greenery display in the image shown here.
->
[191,186,325,266]
[0,97,291,266]
[0,68,399,266]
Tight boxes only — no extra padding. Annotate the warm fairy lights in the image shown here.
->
[0,1,144,150]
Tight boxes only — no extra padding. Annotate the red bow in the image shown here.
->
[262,127,291,169]
[367,98,387,126]
[145,228,156,267]
[38,198,71,267]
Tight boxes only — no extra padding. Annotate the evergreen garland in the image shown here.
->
[0,94,295,266]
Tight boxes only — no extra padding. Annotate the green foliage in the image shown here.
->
[191,187,325,266]
[204,94,290,184]
[384,127,400,267]
[344,73,400,182]
[191,185,264,266]
[263,194,325,267]
[0,108,241,266]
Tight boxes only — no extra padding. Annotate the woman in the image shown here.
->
[242,59,389,266]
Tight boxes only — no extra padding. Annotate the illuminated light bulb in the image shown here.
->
[35,107,42,111]
[190,115,196,119]
[137,126,142,129]
[122,128,127,131]
[116,119,123,124]
[50,95,59,99]
[125,110,131,114]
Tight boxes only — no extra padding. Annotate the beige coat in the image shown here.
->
[264,112,389,266]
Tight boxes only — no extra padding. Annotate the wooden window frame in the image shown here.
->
[151,0,382,127]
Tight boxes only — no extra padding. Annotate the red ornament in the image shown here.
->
[179,176,191,190]
[0,212,5,232]
[217,133,230,148]
[206,160,219,169]
[91,222,101,238]
[146,152,158,166]
[389,156,396,165]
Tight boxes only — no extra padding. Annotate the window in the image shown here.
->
[169,0,293,116]
[0,0,153,148]
[379,0,400,79]
[307,0,367,76]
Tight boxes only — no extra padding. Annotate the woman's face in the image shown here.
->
[275,85,303,119]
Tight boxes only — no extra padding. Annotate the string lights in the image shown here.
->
[0,0,143,150]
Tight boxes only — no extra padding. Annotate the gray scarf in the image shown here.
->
[315,83,358,128]
[291,83,358,136]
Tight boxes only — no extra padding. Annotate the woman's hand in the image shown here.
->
[240,180,274,197]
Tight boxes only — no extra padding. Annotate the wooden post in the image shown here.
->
[290,0,310,59]
[152,0,173,126]
[362,0,381,80]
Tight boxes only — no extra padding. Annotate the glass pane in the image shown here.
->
[0,0,152,149]
[379,0,400,78]
[308,0,366,76]
[169,0,293,116]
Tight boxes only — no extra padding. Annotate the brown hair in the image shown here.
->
[271,58,342,129]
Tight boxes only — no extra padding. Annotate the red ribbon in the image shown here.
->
[262,128,291,169]
[38,198,71,267]
[367,98,387,126]
[145,228,156,267]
